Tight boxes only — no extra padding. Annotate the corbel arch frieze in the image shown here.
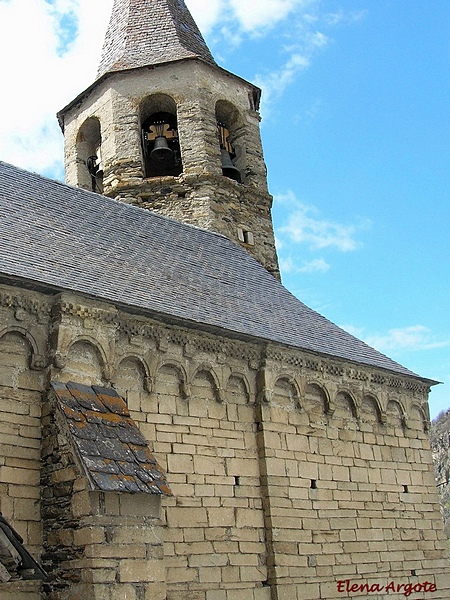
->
[272,373,302,410]
[0,325,46,370]
[62,335,112,381]
[190,363,224,403]
[385,397,407,430]
[360,393,384,425]
[331,387,358,419]
[156,359,191,399]
[409,402,430,433]
[303,379,331,416]
[225,371,253,405]
[114,353,153,393]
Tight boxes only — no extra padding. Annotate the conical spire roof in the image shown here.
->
[97,0,216,79]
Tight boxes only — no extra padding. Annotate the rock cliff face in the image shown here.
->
[431,408,450,544]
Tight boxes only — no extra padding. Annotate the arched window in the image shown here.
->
[215,100,245,183]
[141,95,182,178]
[76,117,103,193]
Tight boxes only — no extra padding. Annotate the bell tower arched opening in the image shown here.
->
[141,94,182,178]
[215,100,246,184]
[76,117,103,193]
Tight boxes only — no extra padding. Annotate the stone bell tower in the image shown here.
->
[58,0,280,279]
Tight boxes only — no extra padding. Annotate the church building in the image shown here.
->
[0,1,448,599]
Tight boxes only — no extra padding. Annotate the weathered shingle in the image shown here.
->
[97,0,216,79]
[0,160,426,380]
[52,381,172,495]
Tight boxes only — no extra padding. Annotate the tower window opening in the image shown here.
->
[86,144,104,193]
[76,117,103,193]
[217,123,241,183]
[237,227,254,246]
[142,111,182,178]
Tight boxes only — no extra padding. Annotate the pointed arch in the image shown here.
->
[409,403,429,433]
[0,326,42,367]
[116,353,151,383]
[114,355,151,410]
[0,329,34,388]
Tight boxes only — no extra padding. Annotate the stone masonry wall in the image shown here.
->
[54,291,450,599]
[0,285,449,599]
[0,291,48,600]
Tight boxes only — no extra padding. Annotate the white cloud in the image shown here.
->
[228,0,312,33]
[0,0,113,175]
[279,256,330,274]
[340,324,450,353]
[367,326,450,353]
[276,191,362,252]
[187,0,224,34]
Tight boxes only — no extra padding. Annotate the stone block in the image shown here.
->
[167,507,208,528]
[168,453,194,473]
[226,457,259,477]
[74,526,105,546]
[166,565,198,583]
[0,466,39,485]
[144,582,168,600]
[109,583,139,600]
[119,493,161,517]
[208,507,235,527]
[206,590,227,600]
[236,508,264,529]
[119,559,165,583]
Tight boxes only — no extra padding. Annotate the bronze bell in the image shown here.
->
[220,148,241,182]
[151,136,174,160]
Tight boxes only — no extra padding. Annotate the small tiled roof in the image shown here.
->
[52,381,172,495]
[97,0,216,79]
[0,161,428,380]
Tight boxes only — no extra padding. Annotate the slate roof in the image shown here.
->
[0,161,429,381]
[51,381,172,495]
[97,0,216,79]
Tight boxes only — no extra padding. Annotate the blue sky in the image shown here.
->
[0,0,449,418]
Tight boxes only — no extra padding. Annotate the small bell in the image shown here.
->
[221,148,241,182]
[151,136,174,161]
[149,122,174,161]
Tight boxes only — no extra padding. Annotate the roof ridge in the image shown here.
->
[97,0,216,79]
